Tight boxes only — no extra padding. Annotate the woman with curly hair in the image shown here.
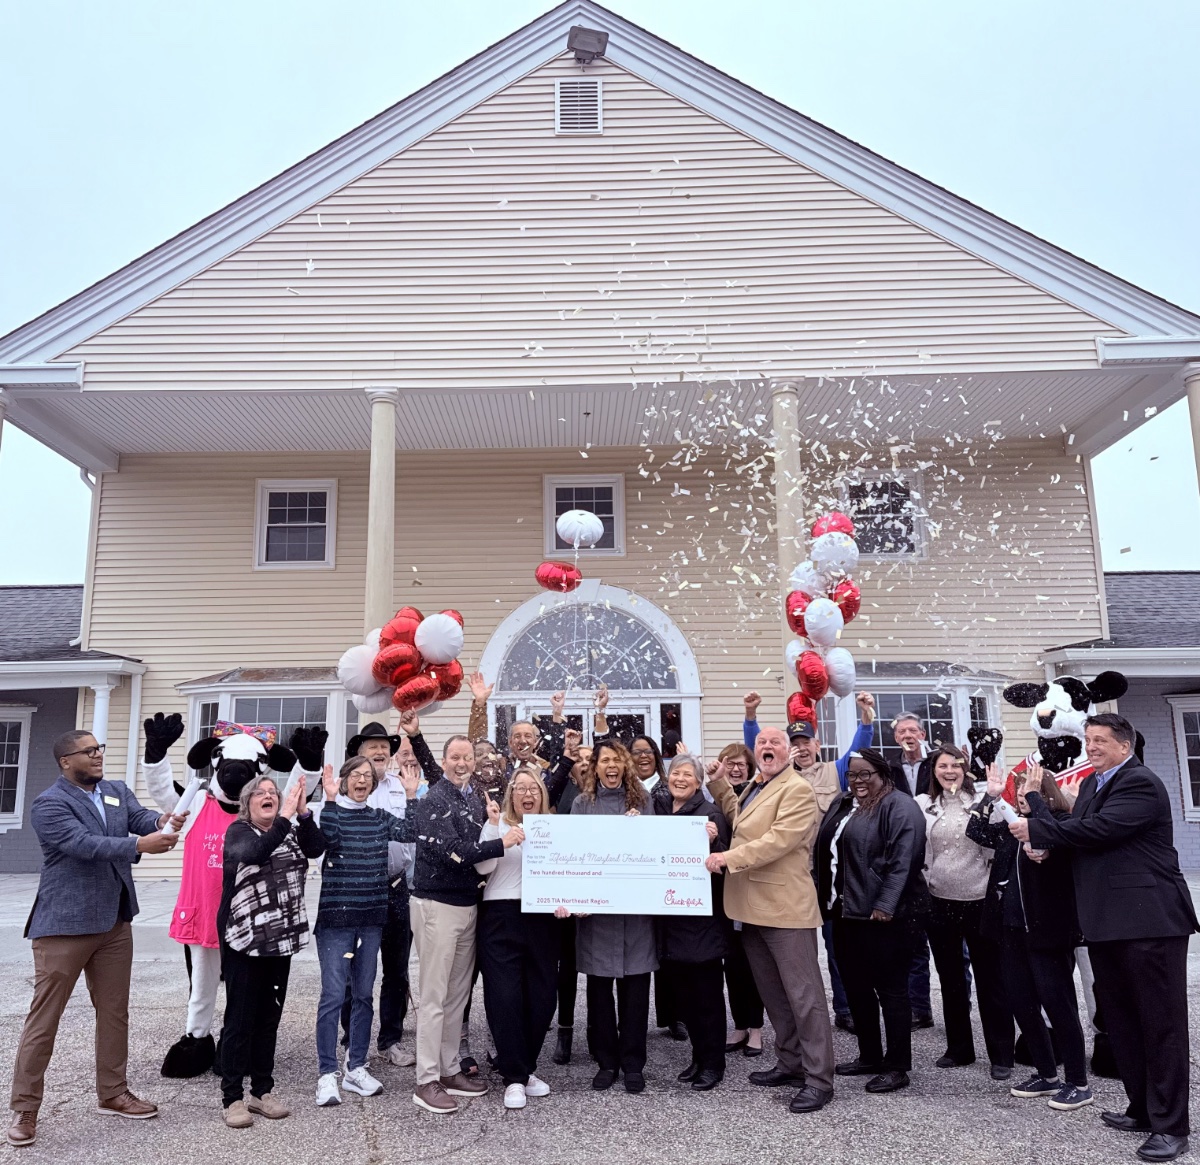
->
[559,740,658,1093]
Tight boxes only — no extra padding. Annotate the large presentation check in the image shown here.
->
[520,813,712,916]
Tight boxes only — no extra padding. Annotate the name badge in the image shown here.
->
[103,795,120,806]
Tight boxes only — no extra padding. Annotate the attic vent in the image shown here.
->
[556,78,602,134]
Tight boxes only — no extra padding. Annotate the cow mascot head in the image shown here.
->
[1002,670,1129,773]
[186,721,298,811]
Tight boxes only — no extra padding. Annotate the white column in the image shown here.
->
[771,381,806,691]
[91,682,115,744]
[1185,365,1200,500]
[124,671,144,783]
[0,388,9,456]
[364,387,399,635]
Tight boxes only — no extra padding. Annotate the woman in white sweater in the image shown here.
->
[475,766,556,1110]
[915,745,1014,1078]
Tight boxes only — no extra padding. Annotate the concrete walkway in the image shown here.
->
[1,874,1198,1164]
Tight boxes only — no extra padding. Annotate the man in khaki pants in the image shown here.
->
[8,730,184,1147]
[708,725,835,1115]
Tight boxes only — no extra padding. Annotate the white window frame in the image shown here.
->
[254,479,338,571]
[0,705,35,835]
[555,77,603,134]
[543,473,626,557]
[839,471,927,561]
[1167,696,1200,822]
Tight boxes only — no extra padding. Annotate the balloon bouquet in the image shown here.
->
[535,509,605,592]
[337,607,466,714]
[782,512,863,725]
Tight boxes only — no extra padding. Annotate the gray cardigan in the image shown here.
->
[570,783,659,978]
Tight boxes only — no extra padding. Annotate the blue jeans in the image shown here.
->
[316,925,382,1075]
[821,918,850,1017]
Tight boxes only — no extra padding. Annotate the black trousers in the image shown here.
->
[586,972,651,1074]
[926,897,1014,1067]
[723,929,764,1030]
[832,914,912,1071]
[340,883,412,1050]
[556,915,578,1027]
[478,901,558,1085]
[1090,936,1191,1136]
[999,929,1087,1086]
[664,958,726,1073]
[219,945,290,1107]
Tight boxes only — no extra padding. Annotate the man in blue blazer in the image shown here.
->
[7,730,185,1148]
[1013,713,1198,1164]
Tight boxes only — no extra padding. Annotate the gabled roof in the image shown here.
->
[1057,571,1200,651]
[0,584,132,664]
[2,0,1198,368]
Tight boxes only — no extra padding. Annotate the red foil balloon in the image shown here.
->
[811,511,856,539]
[787,691,815,725]
[796,651,830,701]
[441,609,464,627]
[380,605,424,648]
[429,659,464,702]
[372,642,421,687]
[536,561,583,593]
[391,673,439,713]
[785,590,812,636]
[831,578,861,623]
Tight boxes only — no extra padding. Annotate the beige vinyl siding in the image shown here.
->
[65,57,1117,389]
[87,443,1100,874]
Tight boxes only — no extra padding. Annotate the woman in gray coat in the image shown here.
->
[560,740,658,1093]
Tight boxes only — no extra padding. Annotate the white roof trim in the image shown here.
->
[0,657,145,690]
[1098,336,1200,365]
[1,0,1198,367]
[1045,645,1200,679]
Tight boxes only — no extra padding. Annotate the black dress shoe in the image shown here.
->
[691,1069,723,1092]
[936,1053,975,1068]
[668,1021,689,1041]
[592,1068,617,1091]
[834,1013,856,1034]
[552,1026,573,1065]
[724,1035,748,1054]
[1137,1134,1190,1162]
[990,1064,1013,1081]
[911,1012,934,1030]
[1102,1111,1153,1133]
[623,1071,646,1094]
[836,1058,885,1077]
[743,1043,763,1058]
[749,1066,806,1087]
[789,1085,834,1113]
[865,1070,910,1093]
[677,1062,700,1083]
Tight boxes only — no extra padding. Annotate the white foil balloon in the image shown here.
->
[824,647,857,698]
[414,613,464,665]
[804,597,845,648]
[338,644,383,697]
[365,627,382,653]
[810,532,859,578]
[352,688,393,714]
[784,639,807,672]
[555,508,605,549]
[789,560,824,596]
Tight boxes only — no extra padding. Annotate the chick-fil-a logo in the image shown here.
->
[663,888,704,909]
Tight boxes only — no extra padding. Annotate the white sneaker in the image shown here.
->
[342,1066,384,1097]
[315,1073,341,1107]
[504,1083,527,1110]
[383,1044,417,1067]
[524,1074,551,1098]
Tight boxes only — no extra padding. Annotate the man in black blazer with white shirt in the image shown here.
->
[1011,713,1198,1164]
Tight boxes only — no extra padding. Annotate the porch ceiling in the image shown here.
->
[2,365,1179,471]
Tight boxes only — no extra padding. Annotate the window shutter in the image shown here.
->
[556,78,602,133]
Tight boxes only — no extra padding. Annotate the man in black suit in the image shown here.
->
[1011,713,1198,1164]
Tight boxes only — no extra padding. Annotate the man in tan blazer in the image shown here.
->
[707,725,834,1113]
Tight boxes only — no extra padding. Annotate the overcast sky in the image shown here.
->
[1,0,1197,584]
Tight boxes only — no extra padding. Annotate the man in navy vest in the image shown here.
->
[7,730,185,1148]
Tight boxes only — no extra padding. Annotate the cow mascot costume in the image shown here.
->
[1002,669,1134,1080]
[141,712,327,1077]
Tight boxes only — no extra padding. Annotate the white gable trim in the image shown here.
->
[2,0,1197,367]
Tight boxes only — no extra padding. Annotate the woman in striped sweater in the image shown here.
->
[314,757,414,1108]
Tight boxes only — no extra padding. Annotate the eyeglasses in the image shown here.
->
[512,785,541,796]
[61,744,105,760]
[846,769,877,782]
[630,749,655,758]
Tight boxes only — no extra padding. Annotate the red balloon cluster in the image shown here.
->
[536,561,583,593]
[787,691,816,726]
[785,590,812,636]
[811,511,856,538]
[797,650,829,700]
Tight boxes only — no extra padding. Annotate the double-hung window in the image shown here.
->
[255,479,337,569]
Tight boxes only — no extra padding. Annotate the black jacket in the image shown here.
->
[889,756,932,798]
[815,790,929,922]
[1026,757,1199,943]
[651,786,730,964]
[966,796,1081,949]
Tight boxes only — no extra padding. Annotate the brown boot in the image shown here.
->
[245,1093,289,1119]
[96,1090,158,1120]
[7,1111,36,1147]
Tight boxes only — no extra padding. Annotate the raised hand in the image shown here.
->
[564,728,582,760]
[743,691,762,719]
[398,710,420,737]
[1060,767,1087,806]
[468,671,493,702]
[320,763,338,802]
[550,691,566,721]
[594,684,609,712]
[399,763,420,799]
[486,796,501,825]
[855,691,876,724]
[282,778,307,819]
[985,762,1006,799]
[143,712,184,764]
[289,725,328,772]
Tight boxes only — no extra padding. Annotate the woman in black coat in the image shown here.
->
[652,754,731,1090]
[967,763,1091,1111]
